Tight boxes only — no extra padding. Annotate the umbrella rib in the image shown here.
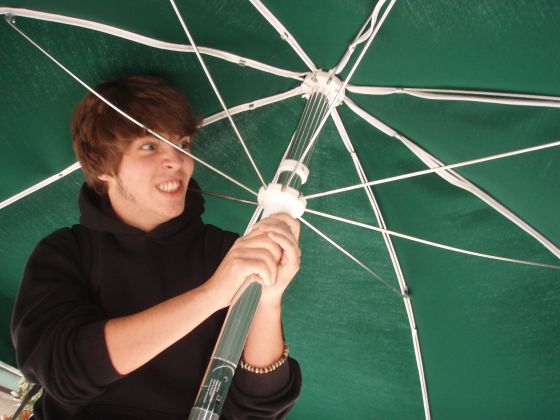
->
[333,0,390,75]
[282,0,399,190]
[169,0,266,188]
[188,188,258,206]
[346,85,560,108]
[304,208,560,270]
[202,86,303,127]
[248,0,317,72]
[327,98,560,258]
[331,108,432,419]
[331,109,409,294]
[0,8,306,81]
[298,217,405,297]
[304,136,560,199]
[0,162,81,210]
[5,17,258,198]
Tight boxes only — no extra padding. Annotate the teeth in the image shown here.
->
[157,181,180,192]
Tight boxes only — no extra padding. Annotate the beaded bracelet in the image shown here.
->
[240,342,289,374]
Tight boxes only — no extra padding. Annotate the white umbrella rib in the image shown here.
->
[331,109,431,420]
[0,8,305,81]
[298,217,404,297]
[6,17,258,198]
[334,0,390,75]
[169,0,266,188]
[331,109,409,295]
[304,137,560,202]
[248,0,317,72]
[346,85,560,108]
[202,86,303,126]
[304,208,560,270]
[0,162,81,210]
[187,188,258,206]
[335,98,560,258]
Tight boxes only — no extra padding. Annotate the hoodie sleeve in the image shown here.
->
[11,228,123,407]
[223,358,302,419]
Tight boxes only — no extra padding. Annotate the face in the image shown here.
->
[99,134,194,232]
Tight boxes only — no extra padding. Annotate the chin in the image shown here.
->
[168,204,186,218]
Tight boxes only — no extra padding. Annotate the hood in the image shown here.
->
[79,178,205,241]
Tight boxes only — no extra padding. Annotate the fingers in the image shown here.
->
[267,230,301,267]
[213,213,300,307]
[228,247,279,287]
[269,213,301,239]
[236,232,282,263]
[253,213,300,240]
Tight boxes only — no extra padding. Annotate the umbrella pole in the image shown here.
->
[189,281,263,420]
[188,84,336,419]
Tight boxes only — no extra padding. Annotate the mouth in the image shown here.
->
[156,180,182,194]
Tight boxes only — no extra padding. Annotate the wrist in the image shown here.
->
[196,281,226,313]
[258,293,282,311]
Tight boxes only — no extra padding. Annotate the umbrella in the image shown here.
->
[1,1,559,418]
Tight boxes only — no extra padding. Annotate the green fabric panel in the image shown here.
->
[352,0,560,94]
[1,1,559,419]
[346,92,560,248]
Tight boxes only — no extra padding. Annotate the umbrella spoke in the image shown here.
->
[304,135,560,199]
[244,206,264,236]
[0,8,306,81]
[346,85,560,108]
[310,98,560,257]
[248,0,317,72]
[202,87,304,126]
[334,0,391,75]
[0,162,81,210]
[299,216,405,297]
[331,109,409,295]
[332,108,432,419]
[304,208,560,270]
[169,0,266,188]
[187,188,258,206]
[6,17,259,198]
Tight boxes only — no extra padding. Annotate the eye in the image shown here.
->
[176,138,192,151]
[140,142,156,151]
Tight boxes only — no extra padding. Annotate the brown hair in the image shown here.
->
[71,75,201,194]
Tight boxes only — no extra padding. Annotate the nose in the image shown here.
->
[161,143,185,169]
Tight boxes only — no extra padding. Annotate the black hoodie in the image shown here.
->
[11,182,301,419]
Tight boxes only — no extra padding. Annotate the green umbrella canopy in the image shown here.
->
[1,1,559,418]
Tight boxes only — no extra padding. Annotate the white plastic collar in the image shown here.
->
[258,184,307,218]
[277,159,309,184]
[301,71,345,106]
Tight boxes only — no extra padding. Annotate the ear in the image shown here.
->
[98,173,112,182]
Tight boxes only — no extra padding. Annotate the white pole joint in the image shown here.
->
[302,71,345,106]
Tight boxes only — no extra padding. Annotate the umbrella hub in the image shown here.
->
[302,70,345,106]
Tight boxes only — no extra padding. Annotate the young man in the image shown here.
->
[12,75,302,419]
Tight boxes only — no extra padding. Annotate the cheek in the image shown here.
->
[122,159,153,179]
[186,158,195,175]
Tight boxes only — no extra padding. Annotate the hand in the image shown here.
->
[203,221,284,310]
[250,213,301,305]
